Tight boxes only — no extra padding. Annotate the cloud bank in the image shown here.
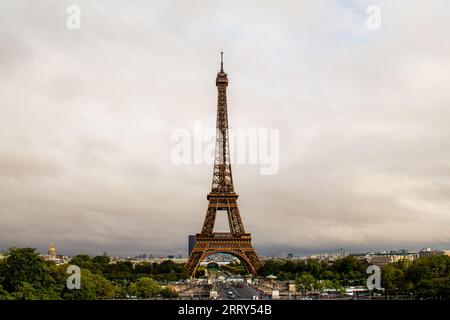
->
[0,0,449,256]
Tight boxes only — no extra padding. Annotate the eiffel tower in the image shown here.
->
[186,53,261,278]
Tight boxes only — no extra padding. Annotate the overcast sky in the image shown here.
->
[0,0,449,257]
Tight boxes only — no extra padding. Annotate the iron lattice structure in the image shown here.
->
[186,53,262,278]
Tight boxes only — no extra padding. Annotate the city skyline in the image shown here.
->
[2,241,449,259]
[1,0,450,256]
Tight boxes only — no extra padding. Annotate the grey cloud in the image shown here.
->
[0,0,449,256]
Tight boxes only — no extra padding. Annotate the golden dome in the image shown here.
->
[48,241,56,256]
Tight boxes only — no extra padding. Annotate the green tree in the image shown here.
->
[296,273,316,293]
[0,284,11,300]
[333,256,366,274]
[92,255,110,274]
[305,259,322,278]
[407,255,450,299]
[332,256,367,286]
[10,282,39,300]
[160,286,179,298]
[129,277,161,299]
[134,262,154,275]
[70,255,94,272]
[331,281,345,294]
[63,269,117,300]
[1,248,55,292]
[382,262,413,295]
[104,261,134,282]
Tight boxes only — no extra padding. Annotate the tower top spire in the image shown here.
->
[216,51,228,85]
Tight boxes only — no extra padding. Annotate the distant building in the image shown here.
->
[349,253,369,262]
[419,248,433,257]
[390,249,407,255]
[350,250,418,266]
[437,250,450,257]
[368,254,395,266]
[188,235,196,256]
[287,253,294,259]
[419,248,450,258]
[42,241,69,265]
[48,241,56,258]
[370,251,418,266]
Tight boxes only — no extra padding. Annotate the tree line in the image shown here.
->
[1,248,449,299]
[257,255,450,299]
[0,248,183,300]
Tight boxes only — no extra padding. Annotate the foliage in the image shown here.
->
[258,256,369,286]
[103,259,187,283]
[0,284,11,300]
[160,286,179,298]
[128,277,160,299]
[62,269,118,300]
[2,247,449,299]
[195,265,206,277]
[296,273,316,293]
[382,255,450,299]
[0,248,188,300]
[259,255,450,299]
[221,261,247,275]
[0,248,56,292]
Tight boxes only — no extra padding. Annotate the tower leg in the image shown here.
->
[186,236,261,278]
